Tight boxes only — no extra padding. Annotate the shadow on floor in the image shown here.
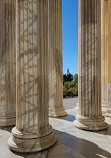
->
[0,125,15,133]
[59,114,76,122]
[92,124,111,136]
[59,114,111,137]
[10,129,111,158]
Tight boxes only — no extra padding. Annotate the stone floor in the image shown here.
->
[0,97,111,158]
[63,96,78,109]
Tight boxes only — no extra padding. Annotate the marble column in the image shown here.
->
[105,0,111,117]
[0,0,16,126]
[8,0,56,153]
[73,0,107,131]
[101,0,108,108]
[48,0,67,117]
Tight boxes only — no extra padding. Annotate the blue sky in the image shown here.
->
[62,0,78,75]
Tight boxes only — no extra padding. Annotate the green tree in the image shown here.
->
[63,72,78,98]
[73,74,78,82]
[64,81,71,90]
[63,69,73,84]
[63,74,67,84]
[73,74,78,88]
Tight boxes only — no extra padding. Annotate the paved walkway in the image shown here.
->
[63,96,78,109]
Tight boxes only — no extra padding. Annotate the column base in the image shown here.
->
[0,117,16,127]
[8,125,56,153]
[49,107,67,117]
[73,114,107,131]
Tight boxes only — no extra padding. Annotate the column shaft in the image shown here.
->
[101,0,108,108]
[48,0,66,117]
[74,0,107,130]
[8,0,56,153]
[105,0,111,117]
[0,0,16,126]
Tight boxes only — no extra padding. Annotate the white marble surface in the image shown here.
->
[0,102,111,158]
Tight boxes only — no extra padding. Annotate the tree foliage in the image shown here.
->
[63,69,73,84]
[63,70,78,98]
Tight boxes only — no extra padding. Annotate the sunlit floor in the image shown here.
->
[0,97,111,158]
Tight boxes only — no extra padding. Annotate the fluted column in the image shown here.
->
[0,0,16,126]
[73,0,107,131]
[8,0,56,153]
[48,0,67,117]
[101,0,108,108]
[105,0,111,117]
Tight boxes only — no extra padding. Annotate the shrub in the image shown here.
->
[63,73,78,97]
[63,87,78,98]
[63,88,68,98]
[64,81,75,90]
